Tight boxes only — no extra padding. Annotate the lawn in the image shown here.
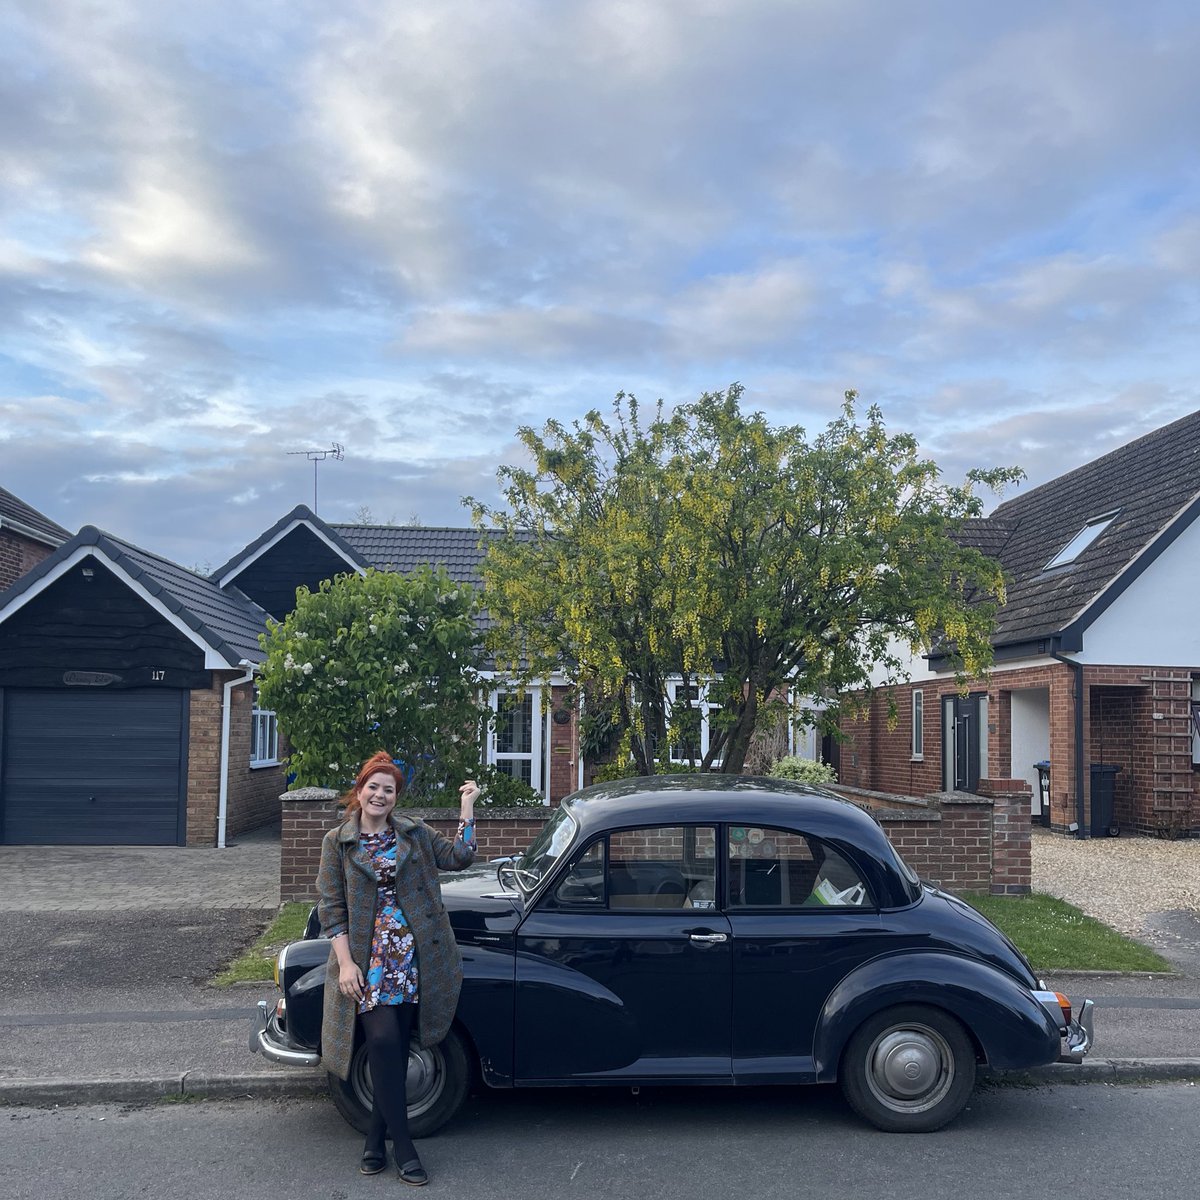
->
[213,902,313,985]
[963,892,1173,973]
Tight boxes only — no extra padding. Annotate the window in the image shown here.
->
[1044,512,1118,570]
[1192,678,1200,767]
[489,688,544,794]
[727,827,869,908]
[250,697,278,767]
[554,826,717,910]
[666,680,723,767]
[911,690,924,760]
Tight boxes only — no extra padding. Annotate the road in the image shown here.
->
[4,1082,1198,1200]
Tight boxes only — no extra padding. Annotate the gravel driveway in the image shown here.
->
[1032,829,1200,969]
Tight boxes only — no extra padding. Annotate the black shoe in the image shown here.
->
[397,1157,429,1186]
[360,1147,387,1175]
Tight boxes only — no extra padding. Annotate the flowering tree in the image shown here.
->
[257,566,487,799]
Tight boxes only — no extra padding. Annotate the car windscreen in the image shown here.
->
[511,806,578,895]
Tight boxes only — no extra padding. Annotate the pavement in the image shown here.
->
[1,825,1199,1109]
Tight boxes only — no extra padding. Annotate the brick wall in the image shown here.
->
[280,780,1031,901]
[224,681,286,837]
[0,529,58,592]
[185,676,223,846]
[280,789,551,901]
[547,684,579,802]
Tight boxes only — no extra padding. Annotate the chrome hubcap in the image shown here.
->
[866,1024,954,1112]
[351,1042,446,1120]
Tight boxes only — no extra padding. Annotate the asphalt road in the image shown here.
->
[4,1083,1199,1200]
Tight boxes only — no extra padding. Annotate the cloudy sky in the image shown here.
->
[3,0,1198,570]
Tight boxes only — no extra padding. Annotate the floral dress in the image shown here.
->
[358,828,419,1013]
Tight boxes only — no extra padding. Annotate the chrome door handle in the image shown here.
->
[688,932,727,944]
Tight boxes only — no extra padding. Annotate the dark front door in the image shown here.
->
[1,688,188,844]
[944,693,986,792]
[513,824,732,1082]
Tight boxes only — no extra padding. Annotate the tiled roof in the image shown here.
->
[0,484,70,546]
[210,504,365,584]
[0,526,271,665]
[330,524,498,584]
[974,409,1200,648]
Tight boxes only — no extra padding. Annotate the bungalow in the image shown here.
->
[838,409,1200,838]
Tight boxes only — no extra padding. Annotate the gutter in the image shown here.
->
[218,660,257,848]
[0,514,67,549]
[1050,647,1088,839]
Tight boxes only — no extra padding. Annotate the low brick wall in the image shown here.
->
[281,777,1033,902]
[832,778,1032,896]
[280,788,551,902]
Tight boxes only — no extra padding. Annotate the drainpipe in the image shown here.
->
[1050,648,1088,839]
[218,659,256,848]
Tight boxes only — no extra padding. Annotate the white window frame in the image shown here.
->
[250,699,279,768]
[666,679,722,767]
[488,686,546,799]
[911,690,924,761]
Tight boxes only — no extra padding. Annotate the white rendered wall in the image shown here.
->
[1010,688,1050,814]
[1081,514,1200,666]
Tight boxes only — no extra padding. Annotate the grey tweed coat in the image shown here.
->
[315,810,476,1081]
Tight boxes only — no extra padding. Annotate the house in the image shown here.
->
[0,506,583,846]
[0,526,283,846]
[0,485,69,591]
[838,409,1200,838]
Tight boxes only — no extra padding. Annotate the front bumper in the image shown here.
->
[1058,998,1095,1064]
[249,999,321,1068]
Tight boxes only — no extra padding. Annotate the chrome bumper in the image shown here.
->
[1058,998,1095,1064]
[249,999,321,1068]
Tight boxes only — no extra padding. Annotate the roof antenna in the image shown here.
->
[287,443,344,514]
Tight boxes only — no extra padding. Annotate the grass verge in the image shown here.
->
[963,892,1173,973]
[213,902,313,986]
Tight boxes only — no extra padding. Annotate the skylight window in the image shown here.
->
[1044,512,1118,570]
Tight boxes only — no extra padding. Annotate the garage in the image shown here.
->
[1,688,188,845]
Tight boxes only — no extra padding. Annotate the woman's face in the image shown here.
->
[358,771,398,822]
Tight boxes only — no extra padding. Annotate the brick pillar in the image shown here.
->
[978,777,1032,896]
[928,791,992,892]
[280,787,339,902]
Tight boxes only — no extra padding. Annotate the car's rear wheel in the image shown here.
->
[327,1026,472,1138]
[839,1005,976,1133]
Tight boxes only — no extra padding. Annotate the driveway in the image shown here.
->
[1032,828,1200,972]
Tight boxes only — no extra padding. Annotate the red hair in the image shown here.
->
[342,751,408,815]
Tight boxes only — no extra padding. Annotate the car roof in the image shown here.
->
[559,774,919,908]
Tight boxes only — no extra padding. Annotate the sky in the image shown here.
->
[2,0,1198,572]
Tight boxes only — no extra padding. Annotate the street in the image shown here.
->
[3,1082,1197,1200]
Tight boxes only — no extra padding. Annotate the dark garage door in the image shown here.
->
[1,689,187,845]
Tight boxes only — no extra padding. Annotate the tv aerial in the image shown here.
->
[288,443,344,514]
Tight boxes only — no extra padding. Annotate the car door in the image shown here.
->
[513,823,733,1082]
[724,824,886,1083]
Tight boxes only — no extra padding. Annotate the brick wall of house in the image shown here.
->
[0,529,56,592]
[838,661,1200,838]
[185,676,223,846]
[279,781,1031,901]
[547,684,579,803]
[224,680,286,838]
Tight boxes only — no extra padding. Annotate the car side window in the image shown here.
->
[554,826,717,910]
[727,827,870,909]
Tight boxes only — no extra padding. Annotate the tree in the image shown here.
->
[471,387,1021,774]
[257,566,488,798]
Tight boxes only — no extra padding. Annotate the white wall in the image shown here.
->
[1081,514,1200,666]
[1010,688,1050,815]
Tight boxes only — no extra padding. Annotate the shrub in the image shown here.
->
[476,765,543,808]
[768,756,837,786]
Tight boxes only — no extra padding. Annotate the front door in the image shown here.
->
[943,693,987,792]
[513,824,732,1082]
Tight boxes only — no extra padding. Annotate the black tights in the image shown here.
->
[359,1004,418,1165]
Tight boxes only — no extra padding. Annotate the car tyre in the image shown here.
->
[839,1005,976,1133]
[327,1025,472,1139]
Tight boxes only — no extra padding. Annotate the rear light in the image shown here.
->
[1054,992,1072,1025]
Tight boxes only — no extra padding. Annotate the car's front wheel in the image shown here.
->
[839,1005,976,1133]
[327,1026,472,1139]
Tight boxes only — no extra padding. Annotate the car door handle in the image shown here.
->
[688,932,727,944]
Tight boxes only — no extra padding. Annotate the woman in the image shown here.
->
[316,751,479,1186]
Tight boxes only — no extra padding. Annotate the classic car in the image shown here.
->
[251,775,1093,1134]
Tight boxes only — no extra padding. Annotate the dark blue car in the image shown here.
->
[251,775,1093,1134]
